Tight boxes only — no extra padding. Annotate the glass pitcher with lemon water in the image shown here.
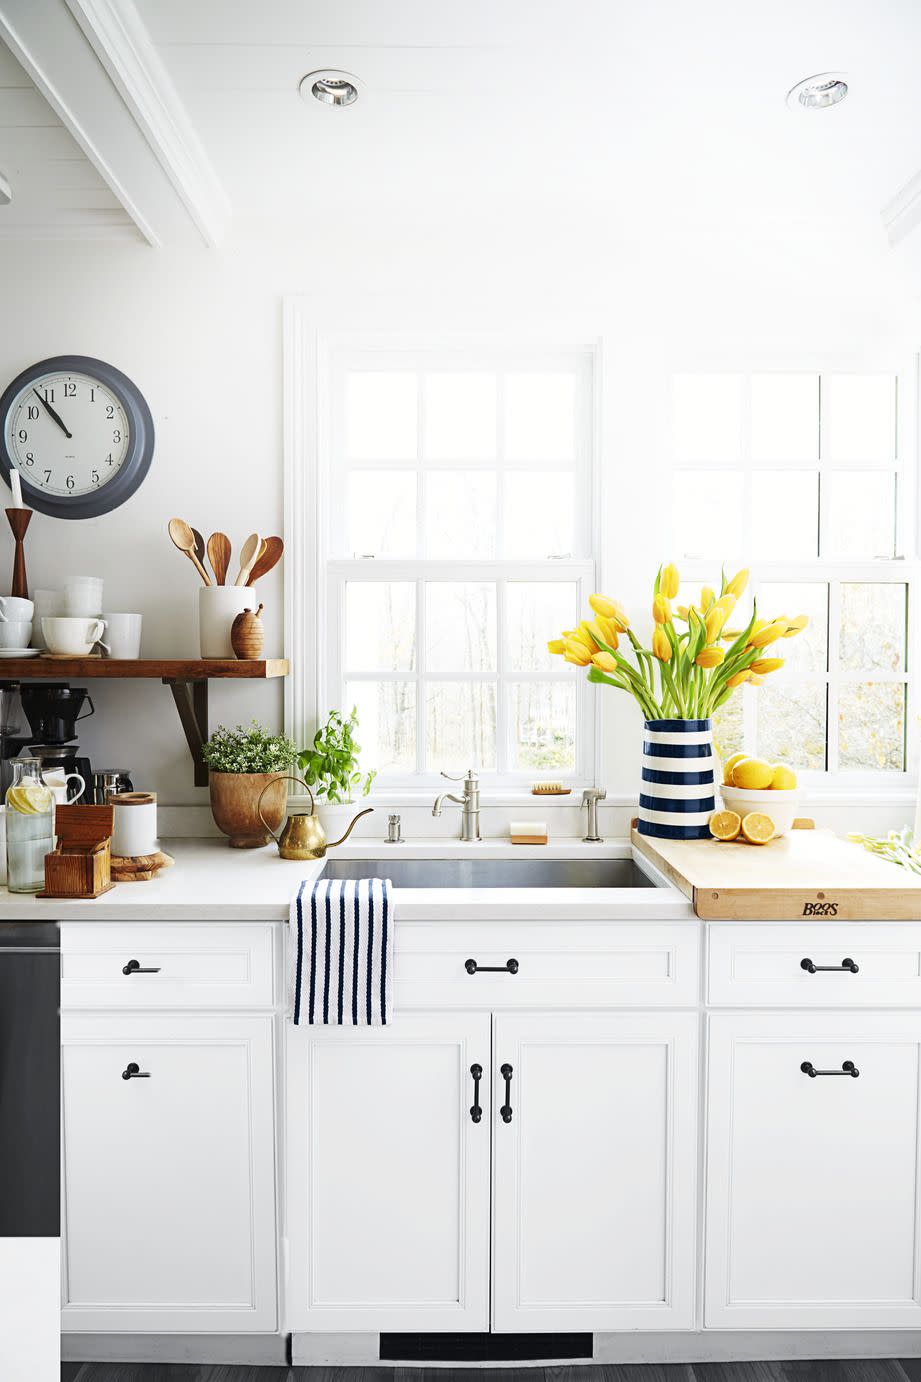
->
[6,759,54,893]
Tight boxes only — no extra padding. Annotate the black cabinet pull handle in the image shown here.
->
[470,1063,483,1123]
[122,959,161,975]
[465,957,519,975]
[500,1062,514,1123]
[121,1062,151,1080]
[801,957,859,974]
[801,1060,859,1079]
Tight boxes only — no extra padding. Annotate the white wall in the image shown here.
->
[0,219,917,825]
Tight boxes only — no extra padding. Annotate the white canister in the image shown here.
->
[63,577,104,618]
[199,586,253,658]
[109,791,157,858]
[31,590,62,649]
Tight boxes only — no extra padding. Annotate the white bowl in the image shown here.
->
[720,783,800,837]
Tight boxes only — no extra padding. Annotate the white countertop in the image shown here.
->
[0,837,694,922]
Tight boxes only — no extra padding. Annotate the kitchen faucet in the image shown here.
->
[432,769,481,842]
[582,786,606,842]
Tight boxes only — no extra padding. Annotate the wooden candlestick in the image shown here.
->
[5,508,31,599]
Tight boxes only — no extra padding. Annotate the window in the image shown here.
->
[321,344,597,785]
[670,369,916,780]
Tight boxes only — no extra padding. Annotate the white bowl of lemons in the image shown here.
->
[719,754,800,839]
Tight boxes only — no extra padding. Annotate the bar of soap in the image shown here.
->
[510,819,548,845]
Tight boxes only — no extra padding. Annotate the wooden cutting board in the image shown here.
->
[631,826,921,920]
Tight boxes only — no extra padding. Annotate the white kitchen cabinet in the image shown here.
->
[60,1013,277,1333]
[705,1012,921,1329]
[491,1011,698,1332]
[286,1011,491,1332]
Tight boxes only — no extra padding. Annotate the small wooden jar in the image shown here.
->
[231,603,264,660]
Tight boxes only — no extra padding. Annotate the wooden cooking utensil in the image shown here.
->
[191,527,207,570]
[246,535,284,586]
[234,532,262,587]
[207,531,232,586]
[168,518,212,586]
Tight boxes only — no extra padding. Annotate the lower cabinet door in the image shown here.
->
[492,1011,698,1331]
[61,1013,277,1333]
[286,1012,491,1332]
[705,1012,921,1329]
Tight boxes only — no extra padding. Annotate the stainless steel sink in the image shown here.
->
[320,857,655,889]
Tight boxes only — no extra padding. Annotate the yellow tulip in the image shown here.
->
[586,617,619,651]
[749,619,788,648]
[652,594,672,625]
[591,651,619,674]
[750,657,784,674]
[695,647,725,668]
[747,673,764,686]
[714,593,737,617]
[565,626,595,652]
[783,614,809,637]
[563,639,592,666]
[705,607,727,643]
[589,594,630,630]
[675,604,689,621]
[564,650,590,667]
[726,669,751,689]
[700,585,715,611]
[652,626,672,662]
[726,568,749,598]
[547,639,565,655]
[721,628,743,640]
[660,563,680,599]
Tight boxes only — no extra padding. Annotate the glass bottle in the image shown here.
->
[6,758,54,894]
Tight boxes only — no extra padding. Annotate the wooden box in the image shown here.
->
[39,805,115,899]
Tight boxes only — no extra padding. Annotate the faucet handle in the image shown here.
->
[442,768,478,783]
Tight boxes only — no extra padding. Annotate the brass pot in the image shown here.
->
[209,771,288,848]
[257,775,373,860]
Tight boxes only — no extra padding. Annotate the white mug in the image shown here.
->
[0,620,32,649]
[63,578,104,618]
[0,596,33,623]
[42,616,107,657]
[99,612,142,660]
[42,770,85,806]
[31,590,62,649]
[109,792,157,858]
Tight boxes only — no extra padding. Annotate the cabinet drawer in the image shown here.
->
[61,923,276,1009]
[395,921,699,1009]
[708,922,921,1007]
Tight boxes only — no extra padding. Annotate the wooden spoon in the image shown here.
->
[207,531,231,586]
[168,518,212,585]
[234,532,262,587]
[191,527,207,571]
[246,535,284,586]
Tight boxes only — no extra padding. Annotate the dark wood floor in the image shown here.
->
[59,1362,921,1382]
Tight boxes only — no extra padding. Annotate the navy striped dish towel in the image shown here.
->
[289,877,393,1026]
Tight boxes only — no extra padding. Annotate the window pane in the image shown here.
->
[346,471,416,557]
[346,681,416,774]
[426,682,497,770]
[503,471,574,558]
[345,583,415,672]
[509,682,576,771]
[839,683,905,771]
[346,372,417,460]
[712,690,744,767]
[426,583,497,673]
[673,470,744,559]
[750,374,819,462]
[839,583,906,673]
[424,373,496,461]
[824,374,896,463]
[755,682,827,771]
[672,374,743,464]
[822,471,896,559]
[758,581,828,674]
[506,582,579,671]
[425,471,497,558]
[751,472,818,560]
[505,373,576,462]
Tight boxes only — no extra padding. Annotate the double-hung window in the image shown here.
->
[670,367,917,783]
[318,340,597,787]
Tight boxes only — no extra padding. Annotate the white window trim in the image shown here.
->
[283,303,603,796]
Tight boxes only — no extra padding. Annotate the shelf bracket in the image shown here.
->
[164,678,209,786]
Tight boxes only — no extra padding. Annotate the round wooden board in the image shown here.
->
[111,850,174,883]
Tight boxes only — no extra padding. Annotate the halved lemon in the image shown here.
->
[741,811,775,845]
[721,752,747,786]
[709,810,742,842]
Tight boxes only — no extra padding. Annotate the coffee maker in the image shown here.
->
[0,682,94,802]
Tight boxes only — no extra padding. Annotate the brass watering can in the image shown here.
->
[257,775,374,861]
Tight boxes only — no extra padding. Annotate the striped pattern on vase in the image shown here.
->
[637,717,716,840]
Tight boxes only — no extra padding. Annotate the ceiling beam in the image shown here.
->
[0,0,230,247]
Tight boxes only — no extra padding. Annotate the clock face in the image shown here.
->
[0,355,154,519]
[6,370,130,498]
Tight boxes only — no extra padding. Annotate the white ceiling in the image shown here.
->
[0,37,139,240]
[133,0,921,242]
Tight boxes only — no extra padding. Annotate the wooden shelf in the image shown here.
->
[0,658,289,786]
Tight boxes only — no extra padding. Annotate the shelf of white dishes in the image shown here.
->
[0,659,289,786]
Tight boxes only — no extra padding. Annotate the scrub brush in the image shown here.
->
[531,781,572,795]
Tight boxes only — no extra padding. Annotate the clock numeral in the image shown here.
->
[42,388,54,404]
[27,406,38,421]
[24,453,34,467]
[66,475,75,491]
[63,383,76,398]
[43,470,51,485]
[105,405,114,419]
[105,453,115,466]
[92,469,100,485]
[89,387,95,402]
[112,429,121,444]
[17,429,27,444]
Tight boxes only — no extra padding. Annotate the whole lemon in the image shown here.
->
[721,751,747,786]
[731,757,775,791]
[770,763,798,790]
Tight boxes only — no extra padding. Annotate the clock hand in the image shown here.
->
[32,387,72,440]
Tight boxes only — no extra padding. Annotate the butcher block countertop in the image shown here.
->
[631,825,921,920]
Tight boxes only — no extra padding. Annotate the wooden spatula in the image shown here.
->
[246,535,284,586]
[207,531,231,586]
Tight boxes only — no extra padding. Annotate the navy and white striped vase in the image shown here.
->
[638,718,717,840]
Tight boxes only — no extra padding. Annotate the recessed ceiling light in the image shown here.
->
[0,171,11,206]
[299,70,359,108]
[786,72,848,111]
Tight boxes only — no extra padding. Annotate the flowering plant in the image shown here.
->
[548,564,808,721]
[202,721,297,774]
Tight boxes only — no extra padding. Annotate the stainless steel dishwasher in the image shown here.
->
[0,921,59,1237]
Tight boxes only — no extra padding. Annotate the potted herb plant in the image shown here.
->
[202,721,297,848]
[297,708,376,838]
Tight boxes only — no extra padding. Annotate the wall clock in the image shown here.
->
[0,355,154,519]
